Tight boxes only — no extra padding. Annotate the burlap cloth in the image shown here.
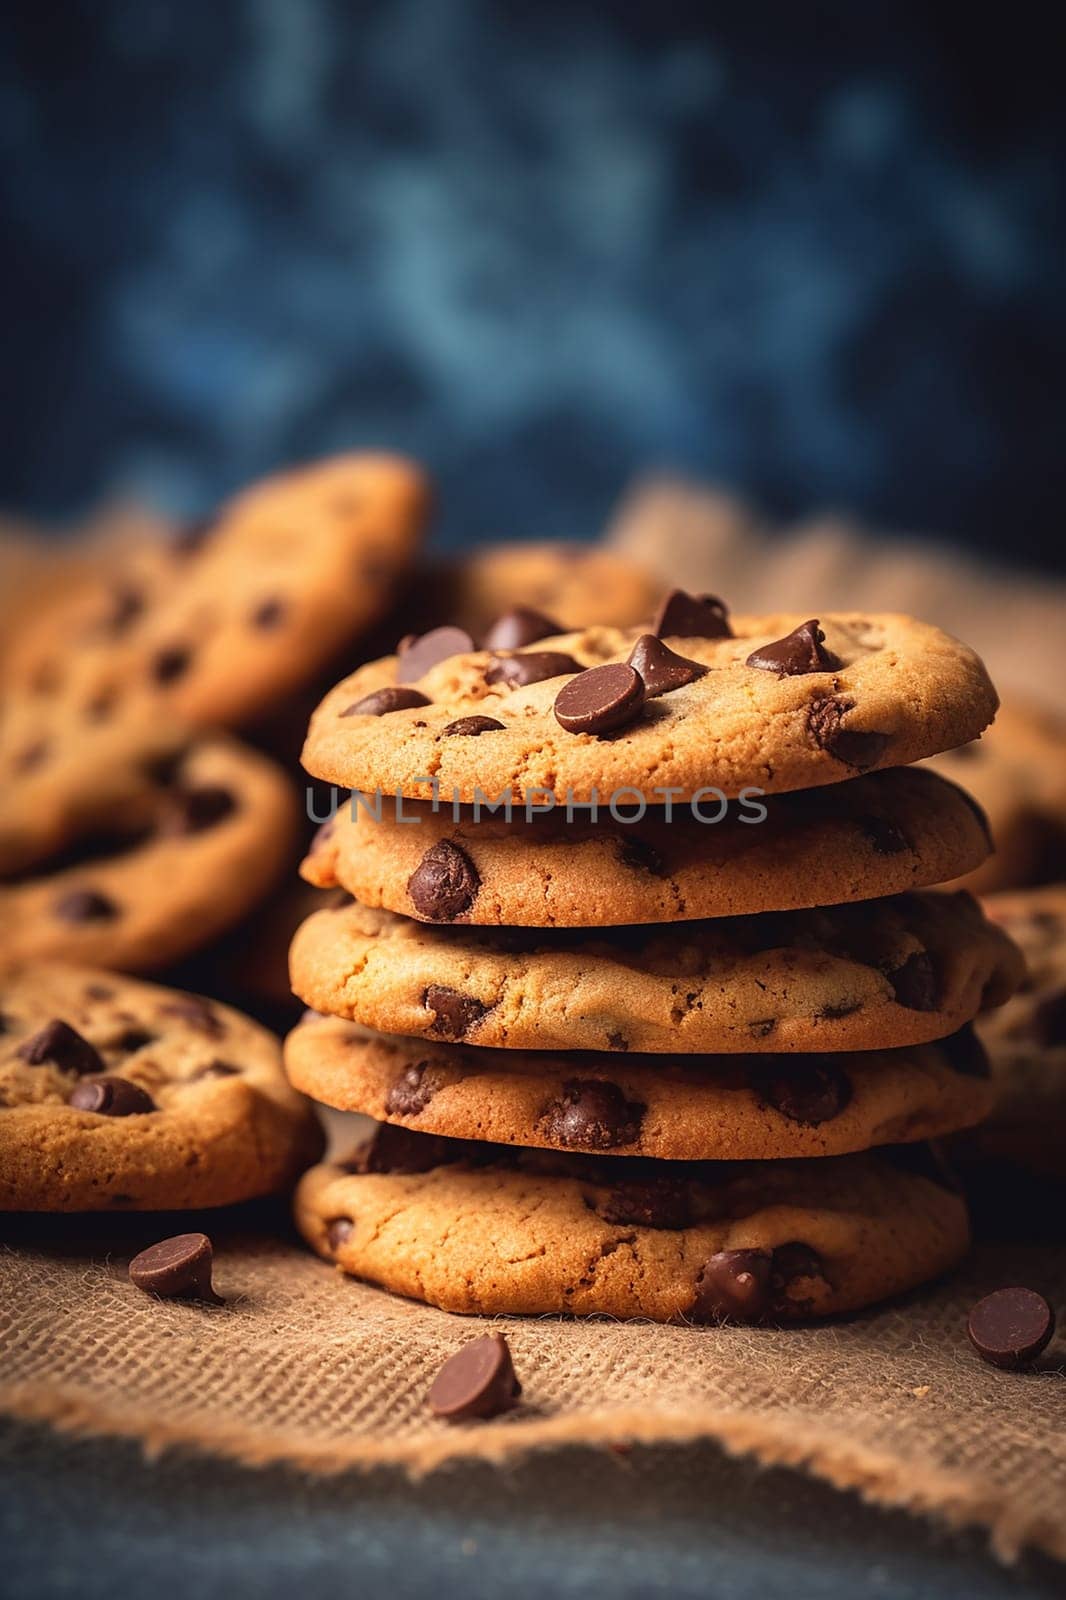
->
[2,1193,1064,1565]
[3,488,1065,1565]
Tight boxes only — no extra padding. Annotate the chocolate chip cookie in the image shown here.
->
[7,454,428,728]
[288,892,1023,1055]
[0,737,298,972]
[0,963,323,1210]
[925,697,1066,894]
[438,541,665,634]
[302,768,990,926]
[301,610,997,804]
[962,885,1066,1178]
[295,1131,969,1321]
[285,1016,995,1161]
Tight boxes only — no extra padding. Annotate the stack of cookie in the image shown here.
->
[287,597,1024,1323]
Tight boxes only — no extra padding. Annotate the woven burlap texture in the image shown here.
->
[2,1214,1063,1565]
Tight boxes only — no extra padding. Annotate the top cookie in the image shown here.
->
[6,452,429,729]
[301,607,997,803]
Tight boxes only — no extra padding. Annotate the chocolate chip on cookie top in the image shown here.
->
[301,612,998,803]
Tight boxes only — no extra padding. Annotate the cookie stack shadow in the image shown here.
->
[285,598,1025,1325]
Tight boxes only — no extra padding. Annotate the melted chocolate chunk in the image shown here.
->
[482,607,562,651]
[396,626,475,681]
[748,1060,853,1125]
[652,590,732,640]
[423,985,487,1040]
[17,1019,104,1077]
[342,686,431,716]
[69,1075,156,1116]
[554,663,645,735]
[595,1176,690,1229]
[746,619,840,676]
[486,650,581,689]
[626,634,708,698]
[442,715,505,736]
[407,840,481,921]
[617,837,666,876]
[807,697,889,770]
[385,1061,444,1116]
[358,1123,462,1174]
[860,816,908,855]
[888,951,941,1011]
[158,997,226,1038]
[541,1079,644,1150]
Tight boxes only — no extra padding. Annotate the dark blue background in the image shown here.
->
[1,1,1062,568]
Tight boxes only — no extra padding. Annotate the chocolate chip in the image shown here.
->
[128,1233,222,1303]
[386,1061,443,1116]
[407,840,480,921]
[817,999,862,1021]
[617,837,666,876]
[748,1060,852,1125]
[396,626,475,681]
[746,1020,778,1044]
[192,1060,240,1080]
[159,997,225,1038]
[442,715,505,736]
[596,1177,690,1229]
[487,650,581,689]
[358,1123,460,1174]
[888,951,941,1011]
[428,1333,521,1422]
[860,816,908,855]
[17,1019,104,1077]
[105,587,144,634]
[84,689,118,722]
[554,663,645,736]
[1034,988,1066,1048]
[161,785,238,835]
[692,1249,772,1323]
[746,619,841,676]
[652,590,732,640]
[607,1031,630,1052]
[152,646,192,684]
[423,985,487,1039]
[15,739,49,772]
[939,1025,991,1078]
[85,983,115,1001]
[69,1075,156,1116]
[53,888,118,923]
[626,634,707,698]
[807,697,889,770]
[342,686,431,716]
[115,1028,156,1053]
[327,1218,353,1251]
[968,1287,1055,1370]
[482,607,562,651]
[542,1079,644,1150]
[251,597,286,628]
[770,1243,826,1309]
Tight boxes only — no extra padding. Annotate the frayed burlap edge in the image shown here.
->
[2,1381,1062,1566]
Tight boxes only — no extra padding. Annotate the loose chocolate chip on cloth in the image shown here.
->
[288,891,1022,1055]
[968,1287,1056,1371]
[301,767,991,927]
[301,613,997,804]
[2,1182,1062,1562]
